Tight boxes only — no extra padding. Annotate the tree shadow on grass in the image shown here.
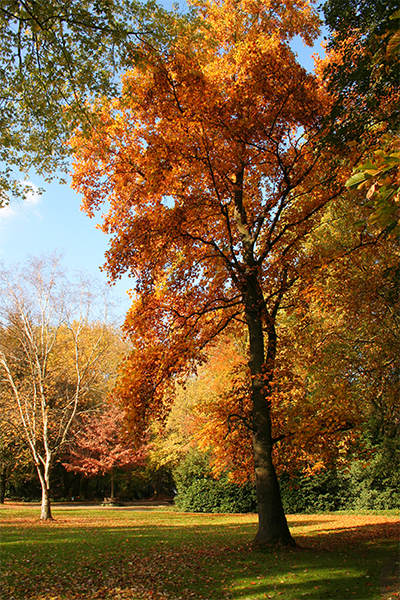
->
[293,520,399,551]
[4,535,396,600]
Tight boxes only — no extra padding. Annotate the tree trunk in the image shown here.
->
[154,467,163,499]
[252,405,294,546]
[245,276,295,547]
[40,484,52,520]
[110,469,115,499]
[0,464,7,503]
[62,466,74,498]
[36,462,53,521]
[81,474,89,499]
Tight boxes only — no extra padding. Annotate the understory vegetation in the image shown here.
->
[4,440,399,515]
[173,450,400,515]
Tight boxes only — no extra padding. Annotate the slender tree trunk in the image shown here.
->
[36,462,53,521]
[154,467,163,499]
[110,469,115,499]
[62,466,73,499]
[0,464,7,503]
[73,472,81,498]
[80,474,89,499]
[40,484,52,521]
[246,277,295,547]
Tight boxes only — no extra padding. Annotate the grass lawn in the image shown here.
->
[1,503,398,600]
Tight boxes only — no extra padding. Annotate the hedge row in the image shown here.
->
[173,450,399,513]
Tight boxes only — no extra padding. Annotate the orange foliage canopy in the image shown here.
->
[72,0,339,424]
[183,324,361,485]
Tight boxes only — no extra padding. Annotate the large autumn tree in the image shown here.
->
[72,0,349,545]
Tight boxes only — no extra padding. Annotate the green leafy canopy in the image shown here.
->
[0,0,189,205]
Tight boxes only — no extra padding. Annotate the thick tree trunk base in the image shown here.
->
[40,510,54,521]
[252,533,298,549]
[253,509,297,548]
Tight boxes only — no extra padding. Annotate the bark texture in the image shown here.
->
[37,463,53,521]
[246,272,295,546]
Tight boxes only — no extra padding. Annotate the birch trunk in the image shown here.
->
[36,462,53,521]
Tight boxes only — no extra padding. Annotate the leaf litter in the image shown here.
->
[1,506,399,600]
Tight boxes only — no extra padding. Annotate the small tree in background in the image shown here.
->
[63,404,148,500]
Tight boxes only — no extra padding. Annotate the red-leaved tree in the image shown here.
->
[64,405,147,499]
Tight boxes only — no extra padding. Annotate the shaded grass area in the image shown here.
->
[1,504,399,600]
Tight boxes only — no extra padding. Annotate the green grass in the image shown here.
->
[1,504,398,600]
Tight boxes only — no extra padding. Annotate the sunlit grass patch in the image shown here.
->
[1,504,398,600]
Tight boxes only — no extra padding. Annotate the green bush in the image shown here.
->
[173,440,399,514]
[279,454,399,514]
[279,470,344,514]
[338,457,400,511]
[173,450,256,513]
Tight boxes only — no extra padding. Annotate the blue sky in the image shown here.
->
[0,177,134,321]
[0,12,326,322]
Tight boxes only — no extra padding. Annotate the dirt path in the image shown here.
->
[2,500,173,510]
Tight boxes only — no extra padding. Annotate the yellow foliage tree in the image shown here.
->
[0,254,122,519]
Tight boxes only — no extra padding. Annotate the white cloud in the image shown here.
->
[0,203,18,220]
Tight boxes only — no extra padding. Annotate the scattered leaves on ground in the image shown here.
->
[1,505,399,600]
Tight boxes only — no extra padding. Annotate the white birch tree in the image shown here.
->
[0,254,118,519]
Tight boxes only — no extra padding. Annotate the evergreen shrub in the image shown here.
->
[173,447,399,514]
[173,450,256,513]
[279,456,399,513]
